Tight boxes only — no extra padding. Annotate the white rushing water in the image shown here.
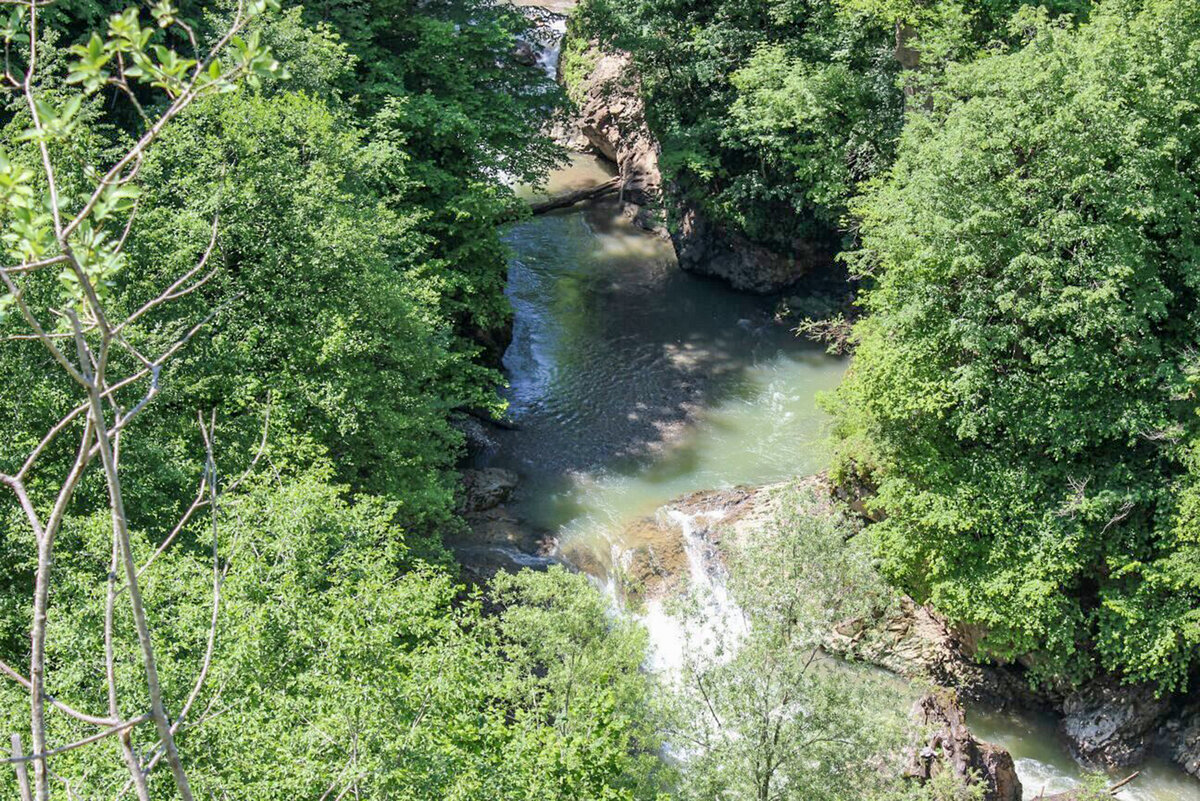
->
[492,149,1200,801]
[637,508,745,676]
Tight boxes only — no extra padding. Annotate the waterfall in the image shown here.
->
[536,15,567,82]
[636,507,746,676]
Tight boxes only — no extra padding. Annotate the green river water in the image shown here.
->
[484,150,1200,801]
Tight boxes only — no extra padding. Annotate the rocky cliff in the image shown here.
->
[557,43,665,233]
[558,39,829,291]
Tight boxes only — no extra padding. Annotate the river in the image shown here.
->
[484,7,1200,797]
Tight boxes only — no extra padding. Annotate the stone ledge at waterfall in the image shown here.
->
[610,475,1200,783]
[906,691,1022,801]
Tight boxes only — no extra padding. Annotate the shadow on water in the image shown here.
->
[479,156,846,532]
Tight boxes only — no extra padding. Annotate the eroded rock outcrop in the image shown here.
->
[905,692,1022,801]
[1060,678,1172,768]
[672,202,838,293]
[559,38,842,290]
[559,44,665,232]
[1160,701,1200,779]
[826,598,1040,710]
[459,467,519,514]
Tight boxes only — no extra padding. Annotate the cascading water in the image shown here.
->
[535,15,567,79]
[488,30,1200,795]
[637,508,745,675]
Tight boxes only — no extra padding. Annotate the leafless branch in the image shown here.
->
[0,660,114,727]
[1,715,151,765]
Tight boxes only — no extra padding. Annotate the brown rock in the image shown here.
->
[906,691,1022,801]
[561,43,665,233]
[620,516,688,602]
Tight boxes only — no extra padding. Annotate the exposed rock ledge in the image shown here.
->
[906,691,1022,801]
[451,468,554,582]
[555,44,665,234]
[672,202,837,294]
[600,477,1200,785]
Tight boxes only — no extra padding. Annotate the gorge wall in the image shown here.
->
[557,38,830,293]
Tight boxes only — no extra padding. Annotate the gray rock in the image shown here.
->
[512,39,538,66]
[672,202,836,294]
[1158,700,1200,778]
[1060,678,1172,767]
[458,468,519,514]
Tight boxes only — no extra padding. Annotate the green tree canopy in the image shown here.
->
[829,0,1200,690]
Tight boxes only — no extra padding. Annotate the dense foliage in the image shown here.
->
[0,0,669,798]
[829,0,1200,689]
[0,475,666,798]
[572,0,1086,253]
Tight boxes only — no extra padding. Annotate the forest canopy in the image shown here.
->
[1,0,1199,796]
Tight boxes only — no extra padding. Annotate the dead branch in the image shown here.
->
[1,715,151,765]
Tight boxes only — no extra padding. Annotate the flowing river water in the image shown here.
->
[484,9,1200,796]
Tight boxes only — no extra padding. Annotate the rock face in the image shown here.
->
[618,516,689,602]
[906,692,1023,801]
[826,597,1043,710]
[672,203,837,294]
[452,469,551,581]
[565,46,664,232]
[458,467,519,514]
[1060,679,1172,768]
[1159,701,1200,779]
[574,51,661,206]
[560,40,841,291]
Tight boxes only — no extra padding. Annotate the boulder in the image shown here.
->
[458,468,519,514]
[906,691,1022,801]
[1060,678,1172,767]
[512,39,538,66]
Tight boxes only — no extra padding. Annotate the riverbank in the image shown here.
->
[456,3,1200,797]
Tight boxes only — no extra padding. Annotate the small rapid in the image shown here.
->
[487,51,1200,799]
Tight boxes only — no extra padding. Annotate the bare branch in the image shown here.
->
[0,272,87,387]
[0,660,114,727]
[2,715,151,765]
[116,212,221,335]
[10,734,32,801]
[15,401,88,481]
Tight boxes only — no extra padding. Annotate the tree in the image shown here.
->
[575,0,902,250]
[668,486,914,801]
[0,1,280,797]
[828,0,1200,689]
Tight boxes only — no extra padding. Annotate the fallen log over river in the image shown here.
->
[529,177,621,214]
